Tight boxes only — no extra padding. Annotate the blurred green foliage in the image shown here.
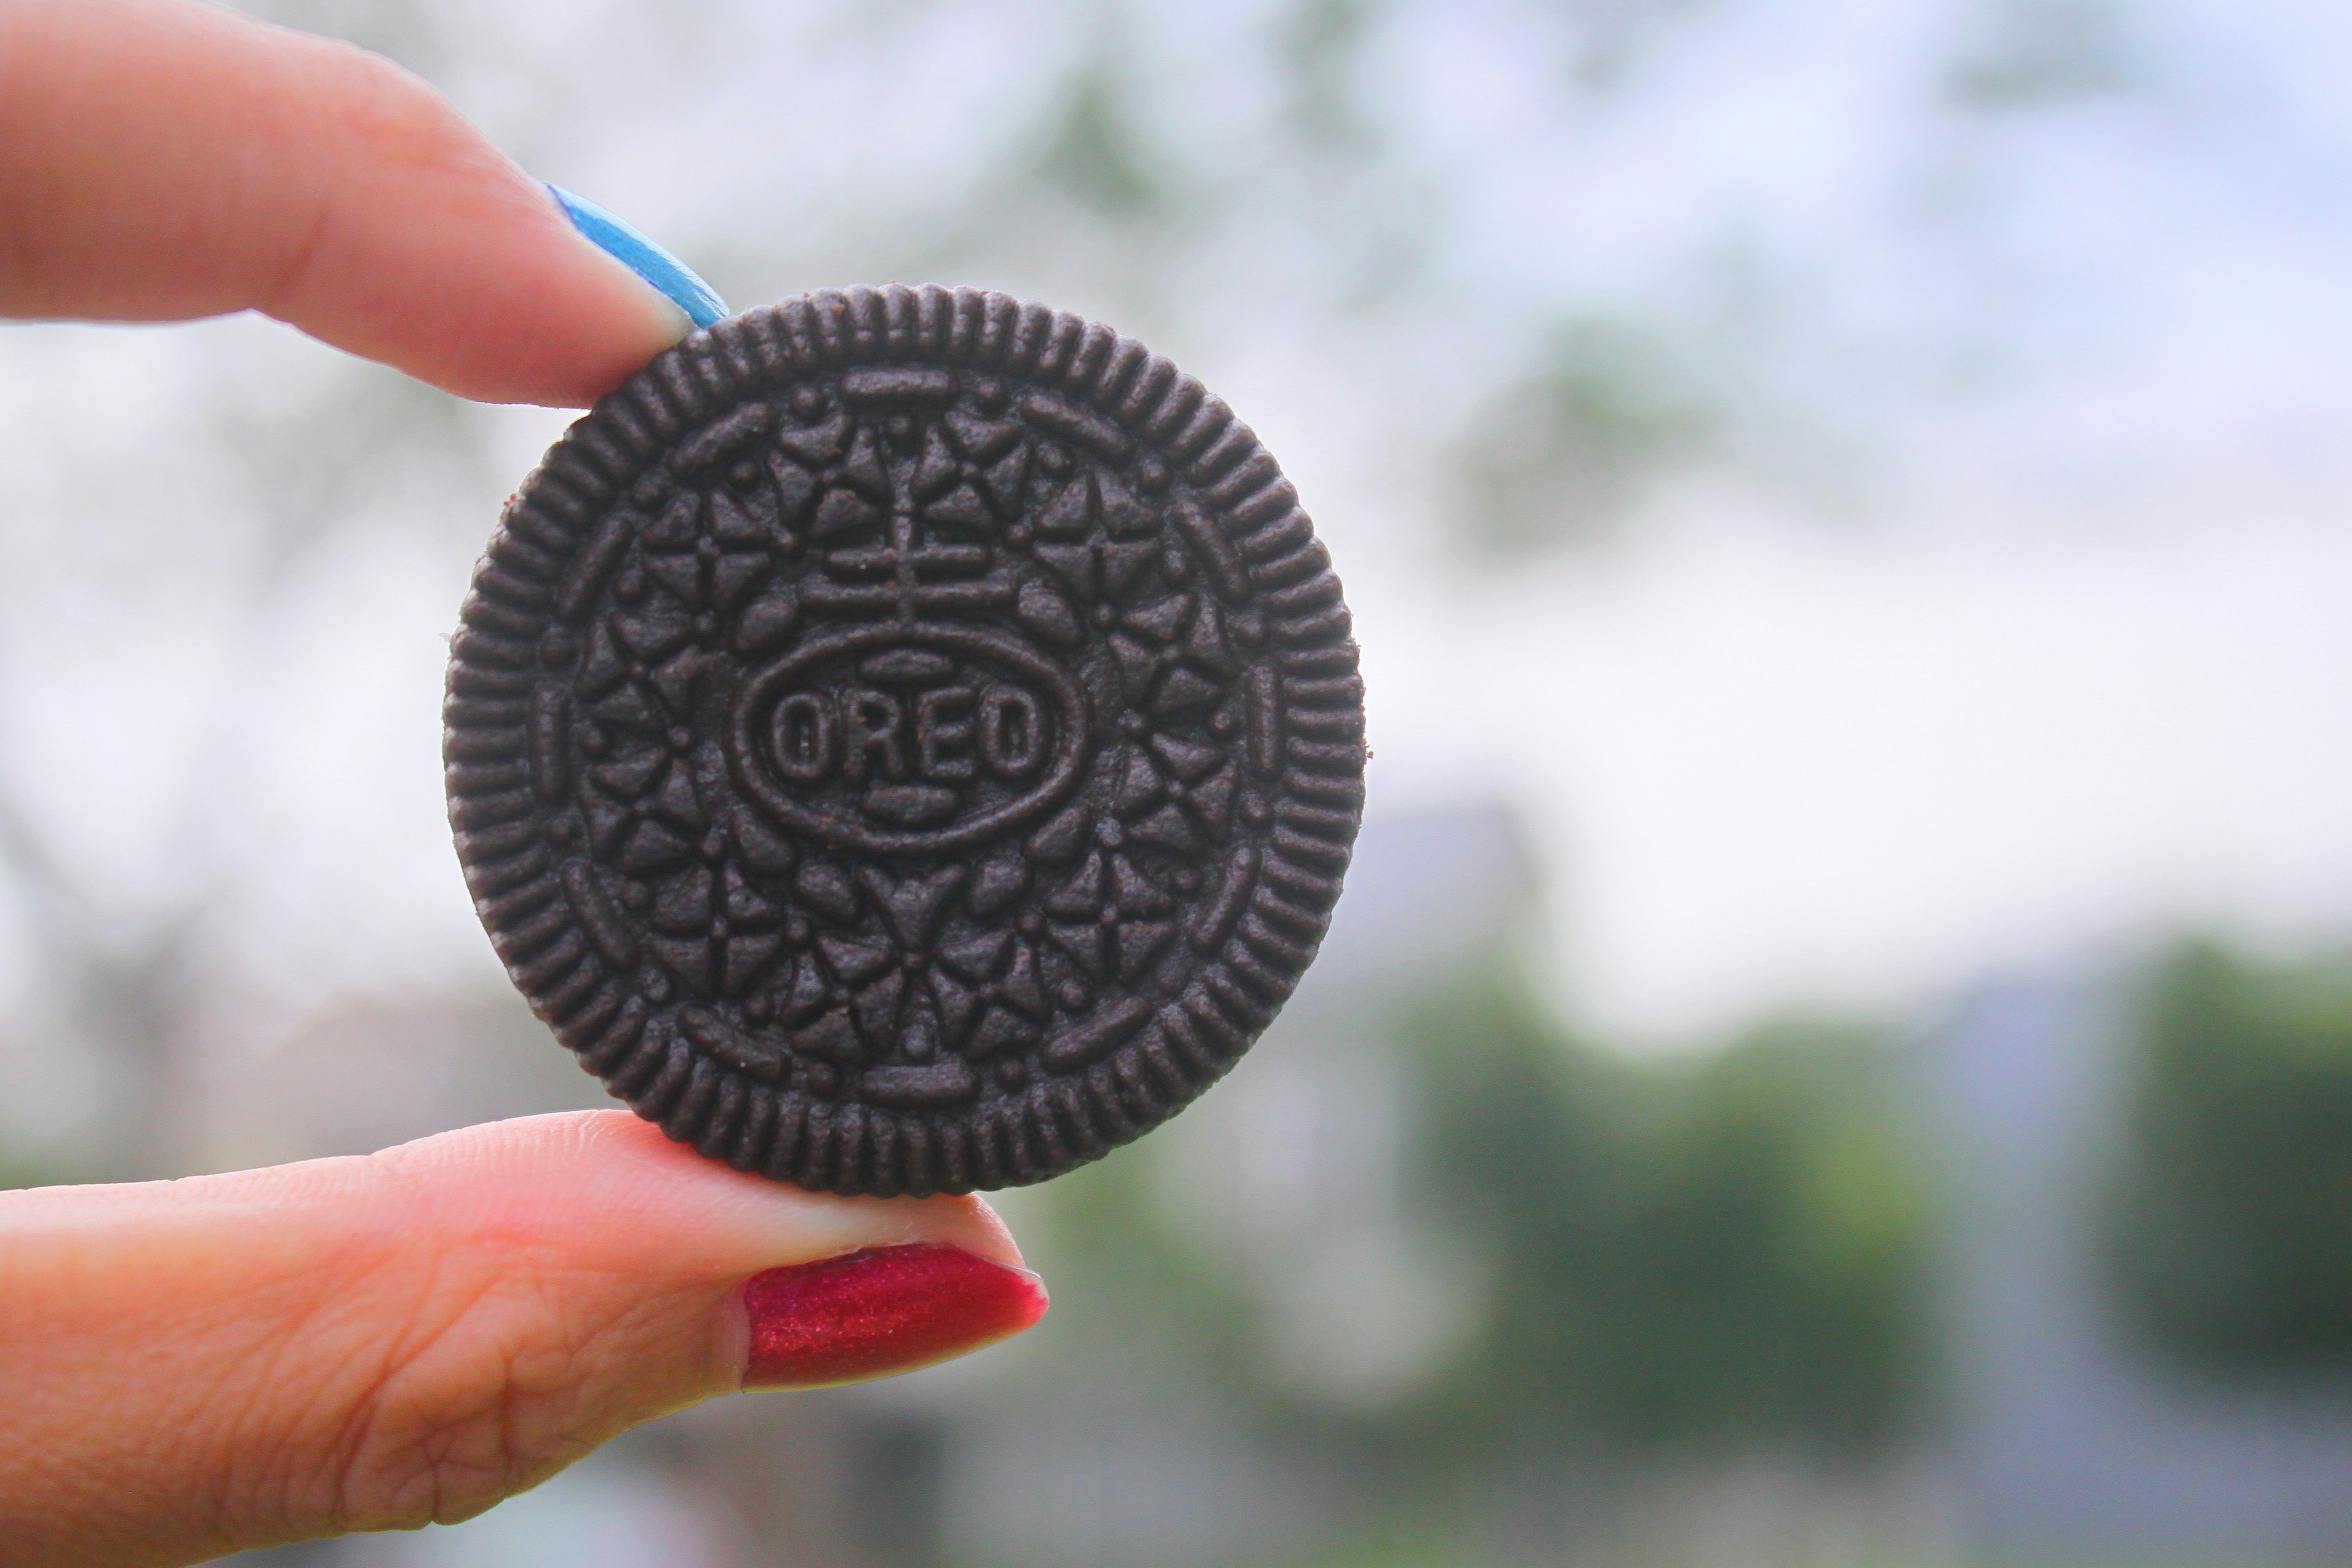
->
[1397,962,1931,1458]
[1943,0,2134,109]
[2106,939,2352,1377]
[1461,317,1717,548]
[996,949,1933,1508]
[1283,0,1379,145]
[1004,1119,1269,1406]
[1033,58,1167,217]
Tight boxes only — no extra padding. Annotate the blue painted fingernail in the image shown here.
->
[548,183,729,330]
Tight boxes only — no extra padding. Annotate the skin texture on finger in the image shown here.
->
[0,0,689,404]
[0,1112,1039,1567]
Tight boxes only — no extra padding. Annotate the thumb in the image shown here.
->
[0,1111,1047,1567]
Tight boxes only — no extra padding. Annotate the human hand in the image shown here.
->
[0,1114,1046,1565]
[0,3,1049,1564]
[1,0,698,404]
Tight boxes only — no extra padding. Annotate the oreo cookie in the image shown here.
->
[444,287,1365,1194]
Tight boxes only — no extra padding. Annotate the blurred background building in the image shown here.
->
[5,0,2352,1564]
[1931,972,2352,1561]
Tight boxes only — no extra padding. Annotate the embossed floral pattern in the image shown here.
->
[549,369,1262,1092]
[446,290,1365,1195]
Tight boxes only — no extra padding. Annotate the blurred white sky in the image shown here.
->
[3,0,2351,1060]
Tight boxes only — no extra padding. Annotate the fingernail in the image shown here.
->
[546,182,730,329]
[742,1243,1049,1390]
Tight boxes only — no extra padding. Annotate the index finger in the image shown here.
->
[0,0,695,406]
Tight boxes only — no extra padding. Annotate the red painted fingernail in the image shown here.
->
[742,1242,1049,1390]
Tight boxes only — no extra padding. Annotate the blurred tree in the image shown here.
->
[1942,0,2134,110]
[1031,55,1168,218]
[1398,961,1931,1459]
[1005,1126,1265,1401]
[2106,938,2352,1378]
[1636,1017,1933,1454]
[1457,315,1718,551]
[1283,0,1381,146]
[1547,0,1721,99]
[0,368,496,1179]
[1393,959,1655,1447]
[0,1150,69,1192]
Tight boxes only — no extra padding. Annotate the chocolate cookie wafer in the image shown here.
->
[445,287,1364,1194]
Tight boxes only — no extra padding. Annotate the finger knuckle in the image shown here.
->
[306,1261,629,1532]
[298,37,478,169]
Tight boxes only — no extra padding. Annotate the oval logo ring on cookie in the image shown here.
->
[729,620,1089,856]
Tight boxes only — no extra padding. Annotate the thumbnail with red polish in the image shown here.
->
[743,1242,1048,1390]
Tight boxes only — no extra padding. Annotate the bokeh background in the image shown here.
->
[6,0,2352,1563]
